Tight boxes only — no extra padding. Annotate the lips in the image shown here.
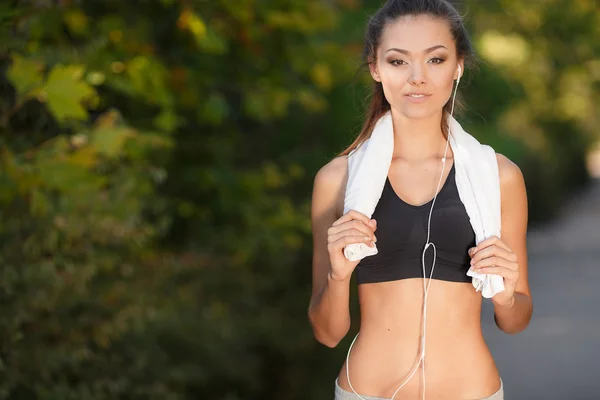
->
[405,92,431,98]
[404,92,432,103]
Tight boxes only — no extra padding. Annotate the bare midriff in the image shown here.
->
[336,278,501,399]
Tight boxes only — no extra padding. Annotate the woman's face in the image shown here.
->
[370,15,463,120]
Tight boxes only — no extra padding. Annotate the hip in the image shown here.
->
[336,330,500,399]
[334,377,504,400]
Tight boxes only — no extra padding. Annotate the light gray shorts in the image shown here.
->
[334,378,504,400]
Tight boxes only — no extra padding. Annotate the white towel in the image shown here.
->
[343,111,505,298]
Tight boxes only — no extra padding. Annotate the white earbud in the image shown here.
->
[449,65,461,118]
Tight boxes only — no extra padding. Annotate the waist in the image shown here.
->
[357,277,481,324]
[357,279,484,353]
[338,279,499,398]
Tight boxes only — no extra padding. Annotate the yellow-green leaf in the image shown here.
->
[91,127,134,157]
[63,9,89,36]
[310,63,332,91]
[37,160,106,193]
[68,146,98,168]
[6,55,44,100]
[153,109,180,133]
[42,65,96,122]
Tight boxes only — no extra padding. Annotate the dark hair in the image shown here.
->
[339,0,477,156]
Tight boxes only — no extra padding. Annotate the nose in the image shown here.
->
[408,64,427,86]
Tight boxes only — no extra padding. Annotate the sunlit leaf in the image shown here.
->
[91,127,134,158]
[37,159,106,192]
[42,64,96,121]
[6,55,44,99]
[310,63,332,91]
[153,109,180,133]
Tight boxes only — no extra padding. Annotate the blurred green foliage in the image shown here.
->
[0,0,598,399]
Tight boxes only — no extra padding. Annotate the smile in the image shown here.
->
[405,93,431,103]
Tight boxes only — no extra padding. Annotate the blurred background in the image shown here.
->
[0,0,599,399]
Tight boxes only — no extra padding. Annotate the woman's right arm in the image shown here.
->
[307,158,376,348]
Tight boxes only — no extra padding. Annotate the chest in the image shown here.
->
[372,174,475,251]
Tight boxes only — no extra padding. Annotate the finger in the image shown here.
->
[328,228,377,244]
[328,235,374,252]
[470,245,517,265]
[332,209,370,226]
[329,220,376,239]
[475,266,519,282]
[470,235,512,256]
[333,210,376,230]
[472,256,515,271]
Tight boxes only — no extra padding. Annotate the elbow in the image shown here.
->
[494,309,533,335]
[502,315,533,334]
[494,293,533,334]
[308,311,349,348]
[497,324,528,335]
[494,314,530,334]
[313,330,344,348]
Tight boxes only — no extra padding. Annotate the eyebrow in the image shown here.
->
[385,45,448,55]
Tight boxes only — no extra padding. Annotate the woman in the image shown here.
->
[308,1,533,399]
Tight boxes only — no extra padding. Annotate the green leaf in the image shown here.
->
[63,9,89,37]
[6,55,44,100]
[153,109,180,133]
[37,160,106,193]
[91,127,134,158]
[199,93,229,125]
[310,63,332,91]
[125,131,173,161]
[197,28,227,54]
[125,56,173,107]
[42,65,96,122]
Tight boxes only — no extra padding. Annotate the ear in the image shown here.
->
[368,57,381,82]
[456,59,465,80]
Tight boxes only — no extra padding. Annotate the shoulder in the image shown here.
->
[496,153,525,190]
[495,153,527,209]
[312,156,348,218]
[315,155,347,185]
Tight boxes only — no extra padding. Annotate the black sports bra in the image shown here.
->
[355,163,476,285]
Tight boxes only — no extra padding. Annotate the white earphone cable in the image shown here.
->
[346,66,461,400]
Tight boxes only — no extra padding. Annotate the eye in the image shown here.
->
[429,57,446,64]
[389,59,406,66]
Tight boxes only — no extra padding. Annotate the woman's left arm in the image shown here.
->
[469,154,533,334]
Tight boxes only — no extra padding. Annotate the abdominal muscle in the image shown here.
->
[336,278,501,400]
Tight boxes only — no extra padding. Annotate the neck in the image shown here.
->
[389,108,450,162]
